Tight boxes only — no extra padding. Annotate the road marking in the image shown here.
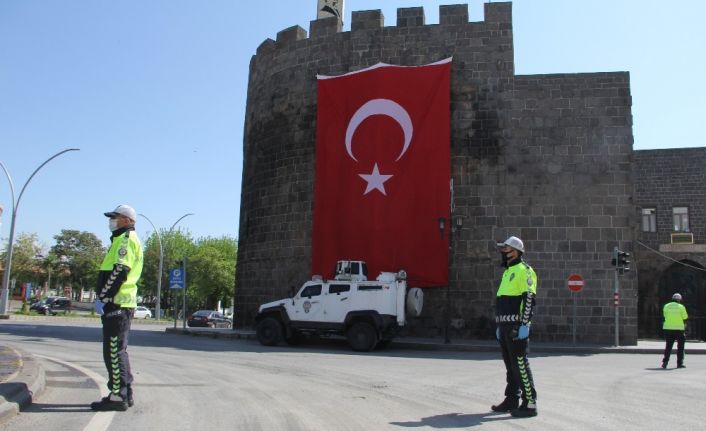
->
[36,354,115,431]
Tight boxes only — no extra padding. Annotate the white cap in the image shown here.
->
[104,204,137,222]
[496,236,524,253]
[672,293,682,301]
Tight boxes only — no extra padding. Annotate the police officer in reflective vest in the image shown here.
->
[492,236,538,418]
[661,292,688,369]
[91,204,143,411]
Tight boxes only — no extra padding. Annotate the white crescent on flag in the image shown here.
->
[344,98,413,162]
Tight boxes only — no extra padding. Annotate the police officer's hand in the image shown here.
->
[496,327,501,340]
[94,300,104,316]
[517,324,530,340]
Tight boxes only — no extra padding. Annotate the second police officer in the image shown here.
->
[492,236,538,418]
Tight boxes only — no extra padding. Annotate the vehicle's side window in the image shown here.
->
[300,285,322,298]
[329,284,350,294]
[358,285,383,291]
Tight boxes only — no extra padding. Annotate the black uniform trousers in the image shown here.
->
[498,325,537,404]
[662,329,686,366]
[101,305,134,400]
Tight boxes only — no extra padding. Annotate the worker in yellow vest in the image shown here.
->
[661,293,688,369]
[90,204,143,411]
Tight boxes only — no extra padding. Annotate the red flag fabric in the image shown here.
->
[312,59,451,287]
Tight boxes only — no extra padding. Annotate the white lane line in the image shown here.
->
[35,354,115,431]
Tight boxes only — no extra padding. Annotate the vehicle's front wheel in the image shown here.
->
[347,321,378,352]
[257,317,283,346]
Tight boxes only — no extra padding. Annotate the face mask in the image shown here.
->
[109,219,120,232]
[500,250,515,267]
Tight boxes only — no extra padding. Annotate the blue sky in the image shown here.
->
[1,0,704,248]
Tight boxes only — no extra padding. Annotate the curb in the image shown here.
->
[0,346,46,423]
[165,327,255,340]
[164,327,706,355]
[2,313,170,325]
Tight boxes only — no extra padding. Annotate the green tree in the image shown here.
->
[141,229,195,310]
[50,230,105,295]
[0,232,45,290]
[187,236,237,311]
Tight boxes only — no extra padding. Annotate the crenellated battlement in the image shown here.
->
[257,2,512,55]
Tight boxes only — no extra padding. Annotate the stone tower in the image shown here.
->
[236,2,636,344]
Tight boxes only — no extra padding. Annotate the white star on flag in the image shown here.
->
[359,163,393,195]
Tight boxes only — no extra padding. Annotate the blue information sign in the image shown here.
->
[169,269,184,289]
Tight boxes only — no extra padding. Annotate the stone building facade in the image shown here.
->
[236,2,637,344]
[634,148,706,341]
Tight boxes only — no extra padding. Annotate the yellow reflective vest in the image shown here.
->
[496,260,538,325]
[663,301,688,331]
[99,229,143,308]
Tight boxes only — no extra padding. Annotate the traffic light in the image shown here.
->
[611,248,630,274]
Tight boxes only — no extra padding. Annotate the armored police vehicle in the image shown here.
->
[255,260,423,351]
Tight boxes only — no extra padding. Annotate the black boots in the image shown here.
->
[511,401,538,418]
[90,394,128,412]
[127,385,134,407]
[491,397,519,412]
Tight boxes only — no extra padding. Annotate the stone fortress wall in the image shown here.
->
[236,2,636,343]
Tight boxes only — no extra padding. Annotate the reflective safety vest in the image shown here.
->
[663,301,688,330]
[496,261,537,324]
[100,230,143,308]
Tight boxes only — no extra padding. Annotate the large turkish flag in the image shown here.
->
[312,59,451,287]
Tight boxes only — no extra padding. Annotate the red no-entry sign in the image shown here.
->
[567,274,584,292]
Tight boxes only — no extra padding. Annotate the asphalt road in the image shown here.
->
[0,320,703,431]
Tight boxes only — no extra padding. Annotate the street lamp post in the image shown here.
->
[0,149,80,315]
[138,213,193,321]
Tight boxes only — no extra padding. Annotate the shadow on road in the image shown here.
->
[390,411,517,428]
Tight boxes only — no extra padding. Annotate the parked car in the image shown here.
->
[187,310,232,328]
[32,296,72,316]
[134,306,152,319]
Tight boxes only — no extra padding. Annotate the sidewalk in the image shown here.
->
[0,345,45,423]
[165,327,706,355]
